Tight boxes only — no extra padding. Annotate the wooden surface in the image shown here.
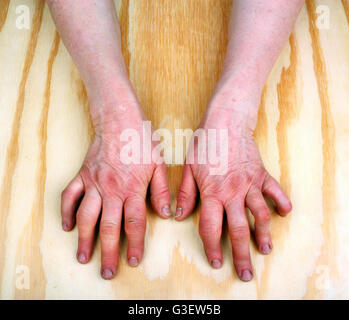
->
[0,0,349,299]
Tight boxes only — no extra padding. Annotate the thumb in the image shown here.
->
[176,165,197,221]
[150,164,171,219]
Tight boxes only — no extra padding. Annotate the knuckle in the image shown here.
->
[230,226,249,241]
[177,189,191,203]
[199,222,221,239]
[61,187,73,201]
[152,186,170,200]
[96,167,113,182]
[100,220,119,239]
[125,217,145,235]
[77,210,95,225]
[262,175,274,189]
[257,208,270,223]
[96,168,119,195]
[224,197,242,210]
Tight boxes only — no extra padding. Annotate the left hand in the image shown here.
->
[175,90,292,282]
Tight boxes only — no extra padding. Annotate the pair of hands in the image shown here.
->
[61,84,292,282]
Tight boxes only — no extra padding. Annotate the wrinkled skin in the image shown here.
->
[176,92,292,282]
[61,97,171,280]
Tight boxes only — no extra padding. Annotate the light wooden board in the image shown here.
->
[0,0,349,299]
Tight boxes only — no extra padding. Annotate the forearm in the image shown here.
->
[47,0,139,132]
[209,0,304,131]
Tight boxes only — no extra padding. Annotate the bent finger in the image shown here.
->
[246,188,272,255]
[124,196,146,267]
[76,187,101,264]
[176,165,197,221]
[100,197,123,279]
[262,176,292,216]
[199,197,223,269]
[61,174,84,231]
[150,164,171,219]
[225,198,253,282]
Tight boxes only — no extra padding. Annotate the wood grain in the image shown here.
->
[0,0,349,299]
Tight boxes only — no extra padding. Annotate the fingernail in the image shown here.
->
[211,259,222,269]
[62,223,68,231]
[261,244,271,254]
[128,257,139,267]
[175,207,183,219]
[102,269,113,279]
[241,269,253,282]
[161,205,171,217]
[77,253,87,263]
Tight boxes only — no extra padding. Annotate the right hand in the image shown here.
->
[61,91,171,279]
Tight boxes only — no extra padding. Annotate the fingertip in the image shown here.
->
[152,203,171,219]
[260,243,272,255]
[76,252,89,264]
[175,200,195,221]
[151,196,171,219]
[126,245,144,268]
[174,206,183,220]
[62,222,71,231]
[283,200,293,214]
[240,269,253,282]
[160,204,172,218]
[211,259,223,269]
[278,200,292,216]
[128,256,139,267]
[101,268,115,280]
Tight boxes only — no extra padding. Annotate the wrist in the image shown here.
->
[88,81,145,137]
[204,77,263,135]
[86,72,134,107]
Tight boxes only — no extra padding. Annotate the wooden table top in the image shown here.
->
[0,0,349,299]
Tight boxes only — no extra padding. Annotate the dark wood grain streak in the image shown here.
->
[14,31,60,299]
[0,1,45,293]
[0,0,10,32]
[304,0,338,299]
